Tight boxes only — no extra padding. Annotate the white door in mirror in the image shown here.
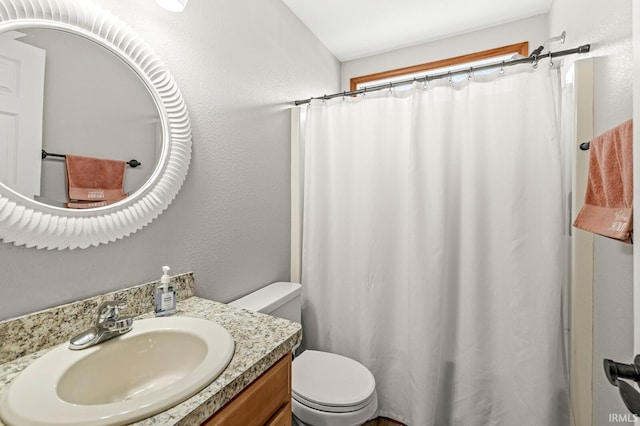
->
[0,30,45,199]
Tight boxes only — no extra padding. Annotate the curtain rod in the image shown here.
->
[294,44,591,106]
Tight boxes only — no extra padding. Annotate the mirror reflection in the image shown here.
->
[0,27,161,209]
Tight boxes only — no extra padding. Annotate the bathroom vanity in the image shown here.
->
[205,354,292,425]
[0,273,301,425]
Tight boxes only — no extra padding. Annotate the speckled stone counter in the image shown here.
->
[0,273,197,364]
[0,276,302,426]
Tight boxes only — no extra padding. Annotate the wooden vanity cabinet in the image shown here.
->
[203,353,292,426]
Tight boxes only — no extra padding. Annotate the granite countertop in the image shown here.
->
[0,296,302,426]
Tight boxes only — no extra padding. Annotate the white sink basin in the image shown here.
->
[0,316,235,426]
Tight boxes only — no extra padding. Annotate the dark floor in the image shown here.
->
[364,418,406,426]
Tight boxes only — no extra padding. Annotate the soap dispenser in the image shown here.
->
[154,265,176,317]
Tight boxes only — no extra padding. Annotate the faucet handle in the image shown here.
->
[96,300,127,324]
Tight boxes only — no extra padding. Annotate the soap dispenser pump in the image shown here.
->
[154,265,176,317]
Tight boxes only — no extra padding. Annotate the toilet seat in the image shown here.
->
[291,393,378,426]
[292,350,376,413]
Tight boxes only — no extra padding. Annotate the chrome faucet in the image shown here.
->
[69,300,134,350]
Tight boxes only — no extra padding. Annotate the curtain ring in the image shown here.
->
[548,51,553,67]
[342,91,346,101]
[468,67,473,80]
[532,54,539,69]
[448,71,452,84]
[423,76,429,89]
[500,61,505,75]
[388,82,393,94]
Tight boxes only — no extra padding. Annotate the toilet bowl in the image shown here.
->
[229,282,378,426]
[291,350,377,426]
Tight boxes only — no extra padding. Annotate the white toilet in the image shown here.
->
[230,282,378,426]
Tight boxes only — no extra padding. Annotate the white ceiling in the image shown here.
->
[282,0,552,62]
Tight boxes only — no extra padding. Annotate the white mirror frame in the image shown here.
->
[0,0,192,250]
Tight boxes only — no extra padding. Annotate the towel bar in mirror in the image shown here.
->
[41,150,142,169]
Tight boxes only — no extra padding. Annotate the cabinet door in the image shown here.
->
[204,353,291,426]
[265,402,291,426]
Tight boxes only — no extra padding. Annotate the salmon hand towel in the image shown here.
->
[66,155,126,202]
[573,119,633,243]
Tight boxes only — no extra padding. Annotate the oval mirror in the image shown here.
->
[0,0,192,250]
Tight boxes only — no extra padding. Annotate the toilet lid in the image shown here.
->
[292,350,376,413]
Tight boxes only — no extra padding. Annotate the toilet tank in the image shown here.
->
[229,282,302,324]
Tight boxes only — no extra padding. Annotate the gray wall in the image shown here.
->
[0,0,340,320]
[548,0,634,424]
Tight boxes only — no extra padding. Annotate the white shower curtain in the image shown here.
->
[301,66,569,425]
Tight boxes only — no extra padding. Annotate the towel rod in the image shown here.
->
[580,141,590,151]
[41,149,142,168]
